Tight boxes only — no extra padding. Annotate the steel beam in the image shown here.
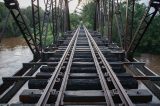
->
[114,0,124,48]
[41,0,52,47]
[51,0,58,43]
[93,0,97,31]
[124,0,135,51]
[4,0,40,59]
[94,0,100,31]
[31,0,41,50]
[99,0,104,36]
[64,0,71,31]
[107,0,113,43]
[127,0,160,59]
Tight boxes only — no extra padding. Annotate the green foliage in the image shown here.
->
[129,2,160,54]
[137,14,160,54]
[43,25,54,46]
[111,2,160,54]
[81,2,96,29]
[0,2,44,37]
[0,2,20,37]
[70,13,80,29]
[80,1,160,54]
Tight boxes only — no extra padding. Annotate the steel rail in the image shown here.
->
[37,27,80,106]
[84,26,134,106]
[55,27,79,106]
[84,28,115,106]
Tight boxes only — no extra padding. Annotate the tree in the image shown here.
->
[0,2,44,38]
[70,13,80,29]
[81,2,96,29]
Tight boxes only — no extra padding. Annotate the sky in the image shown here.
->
[0,0,148,13]
[0,0,87,13]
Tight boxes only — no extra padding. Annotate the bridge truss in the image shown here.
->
[94,0,160,60]
[3,0,160,60]
[1,0,160,105]
[4,0,71,60]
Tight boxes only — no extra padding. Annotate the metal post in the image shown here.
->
[64,0,71,31]
[108,0,113,43]
[31,0,41,50]
[124,0,135,50]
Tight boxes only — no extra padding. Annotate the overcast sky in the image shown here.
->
[0,0,148,13]
[0,0,87,13]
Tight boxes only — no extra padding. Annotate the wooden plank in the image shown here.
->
[2,76,35,82]
[124,64,160,100]
[134,76,160,81]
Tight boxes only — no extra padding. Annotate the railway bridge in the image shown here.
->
[0,0,160,105]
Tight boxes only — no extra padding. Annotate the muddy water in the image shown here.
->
[0,37,33,84]
[136,54,160,75]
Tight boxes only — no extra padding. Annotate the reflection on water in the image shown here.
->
[0,37,33,84]
[136,54,160,75]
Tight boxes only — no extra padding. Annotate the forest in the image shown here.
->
[0,1,160,53]
[80,1,160,54]
[0,2,44,37]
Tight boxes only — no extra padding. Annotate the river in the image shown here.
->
[136,54,160,75]
[0,37,33,84]
[0,38,160,84]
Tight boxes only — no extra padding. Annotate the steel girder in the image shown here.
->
[124,0,135,51]
[57,0,65,34]
[107,0,113,43]
[41,0,52,47]
[40,0,70,47]
[100,0,105,36]
[93,0,98,31]
[127,0,160,59]
[94,0,111,40]
[4,0,71,58]
[102,0,109,39]
[51,0,58,43]
[113,0,124,48]
[4,0,40,59]
[64,0,71,31]
[31,0,41,50]
[94,0,100,31]
[50,0,68,43]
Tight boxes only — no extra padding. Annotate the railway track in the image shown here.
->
[0,26,160,105]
